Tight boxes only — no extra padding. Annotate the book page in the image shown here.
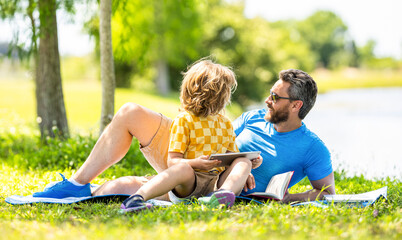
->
[324,187,387,203]
[264,172,292,199]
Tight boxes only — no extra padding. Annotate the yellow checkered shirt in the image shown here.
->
[168,111,239,173]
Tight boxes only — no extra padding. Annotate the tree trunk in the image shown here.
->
[155,59,170,96]
[99,0,115,134]
[36,0,69,139]
[153,0,170,96]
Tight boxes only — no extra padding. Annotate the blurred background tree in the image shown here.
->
[0,0,75,139]
[86,0,203,95]
[99,0,115,133]
[2,0,402,131]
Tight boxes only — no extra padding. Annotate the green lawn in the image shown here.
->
[0,79,181,132]
[1,154,401,239]
[1,99,401,240]
[313,68,402,93]
[1,62,401,239]
[0,80,242,134]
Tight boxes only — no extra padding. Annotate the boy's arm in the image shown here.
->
[167,152,221,170]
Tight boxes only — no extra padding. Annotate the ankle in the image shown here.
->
[68,178,86,186]
[132,194,146,201]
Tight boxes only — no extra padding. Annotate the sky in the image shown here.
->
[1,0,401,59]
[244,0,402,59]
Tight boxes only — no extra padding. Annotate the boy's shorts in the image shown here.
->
[139,113,172,173]
[139,113,221,202]
[168,171,220,203]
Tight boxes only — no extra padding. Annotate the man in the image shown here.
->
[33,69,335,203]
[235,69,335,202]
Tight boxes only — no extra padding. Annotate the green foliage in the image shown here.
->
[111,0,203,86]
[82,1,401,106]
[0,0,84,60]
[0,0,19,18]
[296,11,350,68]
[114,60,134,88]
[1,155,401,239]
[0,131,155,178]
[0,119,401,239]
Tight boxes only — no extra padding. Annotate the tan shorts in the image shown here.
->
[139,113,172,173]
[168,171,220,203]
[139,113,220,202]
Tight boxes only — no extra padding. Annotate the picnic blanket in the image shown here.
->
[5,187,387,208]
[5,194,259,206]
[5,194,173,206]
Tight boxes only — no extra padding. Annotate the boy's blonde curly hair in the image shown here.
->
[180,59,237,117]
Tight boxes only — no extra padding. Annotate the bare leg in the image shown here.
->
[217,157,252,195]
[71,103,164,184]
[92,176,170,200]
[135,163,196,201]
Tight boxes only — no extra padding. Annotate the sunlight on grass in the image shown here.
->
[1,163,401,240]
[1,60,402,240]
[1,116,401,239]
[313,68,402,93]
[0,79,181,132]
[0,79,243,133]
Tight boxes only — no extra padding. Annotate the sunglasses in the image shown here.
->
[269,91,297,103]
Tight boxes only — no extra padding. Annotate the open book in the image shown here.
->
[209,151,261,167]
[245,171,294,200]
[323,187,387,207]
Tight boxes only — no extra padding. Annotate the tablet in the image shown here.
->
[209,151,261,167]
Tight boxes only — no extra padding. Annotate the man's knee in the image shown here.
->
[117,103,143,118]
[113,103,149,124]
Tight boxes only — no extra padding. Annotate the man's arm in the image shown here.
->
[281,172,335,204]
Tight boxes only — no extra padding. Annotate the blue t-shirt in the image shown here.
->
[233,109,333,195]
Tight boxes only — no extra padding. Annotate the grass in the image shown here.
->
[1,59,401,239]
[0,110,401,239]
[0,79,182,132]
[313,68,402,93]
[0,75,242,134]
[1,154,401,239]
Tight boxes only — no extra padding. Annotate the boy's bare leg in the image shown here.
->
[92,176,170,200]
[134,163,196,201]
[217,157,252,195]
[71,103,164,185]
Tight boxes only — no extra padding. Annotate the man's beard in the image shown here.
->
[264,105,289,124]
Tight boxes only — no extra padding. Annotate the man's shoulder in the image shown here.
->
[242,108,267,120]
[301,123,326,144]
[300,123,330,155]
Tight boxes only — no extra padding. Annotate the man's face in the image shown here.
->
[264,80,292,124]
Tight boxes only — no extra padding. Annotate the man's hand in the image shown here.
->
[243,173,255,192]
[280,190,291,204]
[250,155,263,169]
[279,172,336,204]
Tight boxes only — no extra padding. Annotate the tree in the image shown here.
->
[99,0,115,133]
[111,0,203,95]
[0,0,71,138]
[297,11,348,68]
[36,0,69,138]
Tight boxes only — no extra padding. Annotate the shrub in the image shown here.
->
[0,132,156,178]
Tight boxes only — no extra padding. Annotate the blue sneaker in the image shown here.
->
[120,195,153,213]
[32,173,91,198]
[198,190,236,208]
